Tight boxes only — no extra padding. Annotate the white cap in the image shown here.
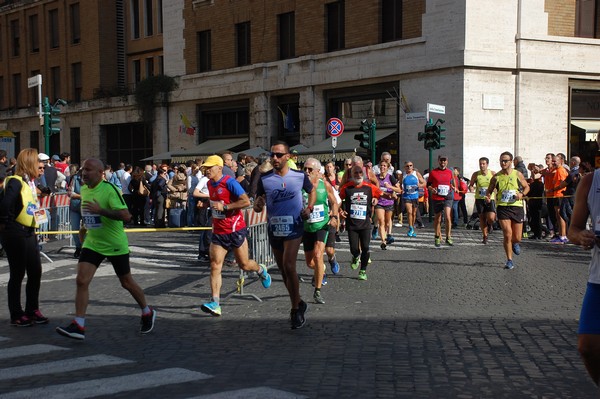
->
[38,153,50,161]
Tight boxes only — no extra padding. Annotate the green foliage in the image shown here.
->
[134,75,178,125]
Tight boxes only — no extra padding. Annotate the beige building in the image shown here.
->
[1,0,600,174]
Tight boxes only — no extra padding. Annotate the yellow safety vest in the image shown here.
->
[4,175,39,227]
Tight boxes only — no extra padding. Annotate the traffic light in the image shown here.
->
[43,97,67,154]
[433,118,446,149]
[355,119,371,150]
[418,119,437,150]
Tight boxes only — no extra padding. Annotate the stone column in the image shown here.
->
[251,93,269,149]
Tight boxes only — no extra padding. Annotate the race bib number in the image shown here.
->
[501,190,517,203]
[405,185,417,195]
[82,211,102,229]
[270,215,294,237]
[350,204,367,220]
[437,185,450,196]
[210,200,226,219]
[308,204,325,224]
[34,208,48,225]
[478,187,488,197]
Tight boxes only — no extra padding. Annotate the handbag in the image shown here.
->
[138,180,149,196]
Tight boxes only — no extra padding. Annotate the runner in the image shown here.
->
[56,158,156,340]
[301,158,338,304]
[375,160,401,249]
[199,155,271,317]
[427,155,456,247]
[339,165,380,281]
[402,161,426,237]
[468,157,496,244]
[484,152,530,269]
[254,141,315,329]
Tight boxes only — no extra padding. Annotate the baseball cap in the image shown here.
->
[51,154,60,161]
[291,149,299,155]
[38,153,50,161]
[201,155,224,167]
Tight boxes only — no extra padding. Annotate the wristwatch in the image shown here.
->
[223,204,228,211]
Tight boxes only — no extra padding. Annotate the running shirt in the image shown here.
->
[80,180,129,256]
[427,168,454,201]
[587,169,600,284]
[495,170,523,207]
[474,170,493,200]
[377,173,397,207]
[402,171,420,200]
[257,169,313,238]
[208,174,247,234]
[339,181,380,230]
[303,179,330,233]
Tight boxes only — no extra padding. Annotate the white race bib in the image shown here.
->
[478,187,487,197]
[270,215,294,237]
[82,211,102,229]
[350,204,367,220]
[34,208,48,225]
[405,185,417,195]
[210,200,226,219]
[501,190,517,203]
[437,185,450,196]
[308,204,325,223]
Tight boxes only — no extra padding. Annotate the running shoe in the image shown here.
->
[27,309,49,324]
[313,290,325,304]
[200,301,222,317]
[11,315,33,327]
[259,264,272,288]
[372,228,379,240]
[394,223,402,227]
[140,307,156,334]
[368,256,372,264]
[291,300,308,330]
[512,243,521,255]
[409,230,417,237]
[550,237,567,244]
[482,236,488,245]
[358,270,368,281]
[386,235,395,245]
[56,321,85,340]
[504,260,514,270]
[351,256,360,270]
[329,259,340,275]
[435,236,441,248]
[446,237,454,246]
[380,242,387,250]
[311,274,328,287]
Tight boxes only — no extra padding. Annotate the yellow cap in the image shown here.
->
[202,155,224,167]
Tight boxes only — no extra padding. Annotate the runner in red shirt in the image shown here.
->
[427,154,457,247]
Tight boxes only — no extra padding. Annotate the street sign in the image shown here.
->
[427,103,446,114]
[332,136,337,149]
[28,74,42,88]
[406,112,426,120]
[327,117,344,137]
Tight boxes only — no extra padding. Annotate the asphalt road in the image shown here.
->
[0,225,597,398]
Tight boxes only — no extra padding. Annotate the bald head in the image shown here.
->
[81,158,105,187]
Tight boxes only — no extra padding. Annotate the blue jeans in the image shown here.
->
[70,210,82,249]
[452,200,459,227]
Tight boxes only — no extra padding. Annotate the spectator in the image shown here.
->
[150,166,169,227]
[128,166,149,226]
[68,164,83,257]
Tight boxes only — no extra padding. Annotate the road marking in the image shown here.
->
[0,367,212,399]
[190,387,307,398]
[0,354,133,381]
[0,344,69,360]
[0,337,9,343]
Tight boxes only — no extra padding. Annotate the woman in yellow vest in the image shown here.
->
[0,148,48,326]
[485,151,530,270]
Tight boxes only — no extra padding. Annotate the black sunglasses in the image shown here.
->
[500,159,511,163]
[303,167,313,172]
[439,158,447,162]
[270,152,287,159]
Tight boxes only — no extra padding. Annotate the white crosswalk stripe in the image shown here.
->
[0,344,69,360]
[189,387,308,398]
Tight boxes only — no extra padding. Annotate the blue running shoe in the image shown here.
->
[330,259,340,275]
[200,301,222,316]
[386,235,395,245]
[259,264,272,288]
[504,260,514,270]
[512,243,521,256]
[322,273,328,285]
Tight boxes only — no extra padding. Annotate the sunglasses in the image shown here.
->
[303,167,313,172]
[270,152,287,158]
[500,159,511,163]
[38,167,44,170]
[405,164,413,168]
[439,158,447,162]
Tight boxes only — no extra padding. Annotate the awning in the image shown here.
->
[0,130,15,138]
[233,146,269,160]
[140,151,173,162]
[171,138,248,162]
[571,119,600,133]
[297,128,396,162]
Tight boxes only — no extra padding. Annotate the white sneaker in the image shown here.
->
[394,223,402,227]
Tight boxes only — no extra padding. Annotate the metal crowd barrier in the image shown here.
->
[37,191,73,262]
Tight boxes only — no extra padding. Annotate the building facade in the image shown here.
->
[1,0,600,175]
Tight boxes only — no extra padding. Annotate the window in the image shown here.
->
[131,0,140,39]
[10,19,19,57]
[132,59,141,84]
[49,9,59,49]
[144,0,153,36]
[276,100,300,145]
[30,130,39,149]
[200,105,249,140]
[158,55,164,75]
[326,1,345,52]
[145,57,154,77]
[382,0,402,42]
[236,22,251,67]
[12,74,21,108]
[72,63,82,102]
[0,77,4,109]
[278,12,295,60]
[51,66,60,102]
[70,3,81,44]
[197,30,211,72]
[576,0,600,37]
[70,127,81,164]
[29,15,39,53]
[157,0,163,33]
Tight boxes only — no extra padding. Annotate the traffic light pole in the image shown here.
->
[43,96,50,154]
[428,148,434,222]
[370,119,376,165]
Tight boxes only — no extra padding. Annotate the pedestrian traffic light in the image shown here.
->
[355,119,371,150]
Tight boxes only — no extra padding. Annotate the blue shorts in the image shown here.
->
[579,282,600,334]
[211,229,248,250]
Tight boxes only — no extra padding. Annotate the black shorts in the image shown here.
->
[475,199,496,215]
[268,232,303,251]
[375,204,394,212]
[433,198,453,214]
[497,206,524,223]
[403,198,419,207]
[326,224,336,248]
[303,228,329,252]
[211,229,248,250]
[547,197,558,209]
[79,248,131,277]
